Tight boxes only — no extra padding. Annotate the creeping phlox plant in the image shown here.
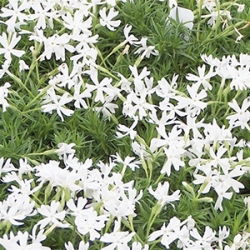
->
[0,0,250,249]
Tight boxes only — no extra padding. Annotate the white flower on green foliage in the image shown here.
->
[0,32,25,61]
[37,201,69,229]
[148,182,180,207]
[0,82,11,112]
[100,220,135,250]
[0,231,50,250]
[41,88,74,121]
[99,7,121,31]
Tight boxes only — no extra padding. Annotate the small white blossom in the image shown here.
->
[41,88,74,121]
[37,201,69,229]
[99,7,121,31]
[148,182,180,206]
[0,82,11,112]
[0,32,25,61]
[56,143,76,160]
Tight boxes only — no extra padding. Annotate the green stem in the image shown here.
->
[44,224,57,236]
[96,65,120,81]
[101,41,127,66]
[196,0,203,41]
[24,85,51,109]
[146,203,162,238]
[155,174,164,186]
[146,159,153,187]
[7,71,34,97]
[24,43,42,87]
[128,215,144,244]
[248,201,250,232]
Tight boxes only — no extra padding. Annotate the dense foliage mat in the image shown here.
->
[0,0,250,249]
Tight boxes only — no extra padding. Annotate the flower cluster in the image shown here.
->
[198,0,245,29]
[0,0,249,249]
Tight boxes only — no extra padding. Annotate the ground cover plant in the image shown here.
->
[0,0,250,249]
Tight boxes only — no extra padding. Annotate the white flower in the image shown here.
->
[62,11,90,36]
[0,0,28,32]
[203,119,233,144]
[49,64,75,89]
[150,126,186,175]
[190,226,216,248]
[0,82,11,112]
[100,220,135,250]
[101,182,142,218]
[0,32,25,61]
[0,231,50,250]
[41,88,74,121]
[18,158,34,176]
[56,143,76,160]
[92,77,117,103]
[230,66,250,90]
[186,65,216,90]
[161,145,186,176]
[123,92,155,120]
[198,0,216,11]
[35,160,80,192]
[148,217,182,248]
[227,98,250,130]
[208,146,231,172]
[132,242,149,250]
[187,83,207,108]
[73,82,92,109]
[0,194,36,226]
[0,60,11,78]
[148,182,180,206]
[193,146,245,211]
[155,75,178,100]
[176,83,207,116]
[228,232,250,249]
[134,37,159,58]
[202,10,231,28]
[214,184,239,211]
[132,141,149,159]
[0,158,15,176]
[129,66,152,94]
[99,7,121,31]
[149,216,196,249]
[65,241,89,250]
[37,201,69,229]
[94,100,118,118]
[236,4,245,13]
[34,33,75,61]
[116,117,138,140]
[112,153,140,171]
[123,25,139,45]
[29,1,58,30]
[19,60,29,72]
[106,0,117,6]
[67,197,88,217]
[56,63,78,89]
[217,226,230,249]
[75,207,107,240]
[8,178,42,197]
